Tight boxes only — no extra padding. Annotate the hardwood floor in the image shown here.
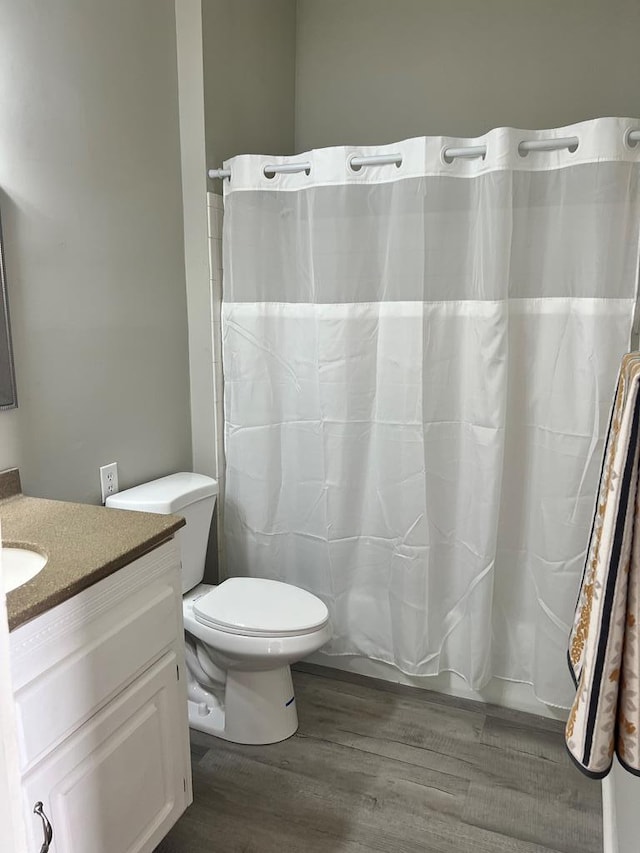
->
[155,666,602,853]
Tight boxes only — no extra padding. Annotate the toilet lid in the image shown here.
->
[193,577,329,637]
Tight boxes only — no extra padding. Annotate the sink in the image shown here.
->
[1,546,47,593]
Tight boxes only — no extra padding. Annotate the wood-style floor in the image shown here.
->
[155,666,602,853]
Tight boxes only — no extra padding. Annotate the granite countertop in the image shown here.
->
[1,469,185,631]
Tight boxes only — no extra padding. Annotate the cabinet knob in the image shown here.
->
[33,802,53,853]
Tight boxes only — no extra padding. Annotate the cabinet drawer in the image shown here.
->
[10,541,183,771]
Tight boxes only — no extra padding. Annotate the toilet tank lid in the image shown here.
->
[105,472,218,514]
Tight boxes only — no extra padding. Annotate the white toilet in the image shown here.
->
[106,472,331,744]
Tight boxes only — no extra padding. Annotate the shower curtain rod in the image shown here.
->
[208,130,640,179]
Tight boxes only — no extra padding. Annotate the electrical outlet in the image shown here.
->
[99,462,119,504]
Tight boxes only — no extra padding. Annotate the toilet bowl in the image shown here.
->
[106,473,331,745]
[183,579,331,743]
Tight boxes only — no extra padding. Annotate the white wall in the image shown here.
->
[173,0,297,503]
[603,758,640,853]
[295,0,640,151]
[0,0,192,503]
[178,0,297,486]
[176,0,215,482]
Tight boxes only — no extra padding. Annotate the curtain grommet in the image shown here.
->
[441,146,454,166]
[625,128,640,150]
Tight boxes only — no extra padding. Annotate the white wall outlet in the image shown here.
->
[99,462,119,504]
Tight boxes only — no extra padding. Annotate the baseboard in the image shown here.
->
[303,651,568,721]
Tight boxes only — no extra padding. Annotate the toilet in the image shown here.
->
[106,472,331,744]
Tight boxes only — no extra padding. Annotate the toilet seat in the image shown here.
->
[193,577,329,638]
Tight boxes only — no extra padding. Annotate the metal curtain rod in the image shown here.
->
[446,129,640,161]
[349,153,403,169]
[207,153,401,180]
[207,162,311,180]
[444,136,580,162]
[208,130,640,178]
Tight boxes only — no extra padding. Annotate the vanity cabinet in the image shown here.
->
[9,539,191,853]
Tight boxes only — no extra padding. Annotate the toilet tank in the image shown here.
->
[105,472,218,593]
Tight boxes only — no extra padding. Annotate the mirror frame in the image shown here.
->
[0,210,17,410]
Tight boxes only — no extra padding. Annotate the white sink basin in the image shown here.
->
[1,546,47,593]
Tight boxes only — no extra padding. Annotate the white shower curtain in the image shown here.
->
[221,117,640,708]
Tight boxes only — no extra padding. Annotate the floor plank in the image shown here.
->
[155,669,602,853]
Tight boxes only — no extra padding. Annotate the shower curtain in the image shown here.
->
[221,117,640,708]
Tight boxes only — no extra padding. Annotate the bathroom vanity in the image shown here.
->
[1,472,191,853]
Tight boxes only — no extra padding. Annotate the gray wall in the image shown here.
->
[295,0,640,151]
[202,0,297,178]
[0,0,192,503]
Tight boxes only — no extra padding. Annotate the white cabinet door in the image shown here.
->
[22,651,189,853]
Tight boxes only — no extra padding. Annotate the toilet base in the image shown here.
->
[187,665,299,745]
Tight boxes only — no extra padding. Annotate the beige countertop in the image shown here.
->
[1,473,185,631]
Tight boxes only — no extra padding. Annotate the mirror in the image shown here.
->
[0,211,17,410]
